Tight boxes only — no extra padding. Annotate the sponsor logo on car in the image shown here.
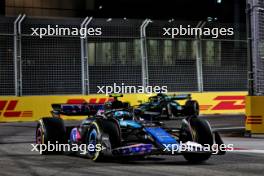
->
[66,98,113,104]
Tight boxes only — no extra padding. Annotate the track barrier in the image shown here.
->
[0,92,246,122]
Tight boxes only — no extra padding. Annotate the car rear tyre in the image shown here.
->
[36,117,66,155]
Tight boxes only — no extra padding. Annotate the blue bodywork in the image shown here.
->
[119,120,142,128]
[113,110,142,129]
[113,110,179,155]
[144,127,179,150]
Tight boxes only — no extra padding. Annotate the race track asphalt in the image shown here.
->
[0,115,264,176]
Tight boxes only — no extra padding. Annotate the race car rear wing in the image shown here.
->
[170,94,191,100]
[51,103,104,116]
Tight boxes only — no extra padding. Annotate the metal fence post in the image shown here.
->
[140,19,151,89]
[80,17,93,95]
[250,0,259,95]
[195,21,205,92]
[13,14,26,96]
[246,2,254,95]
[13,14,21,96]
[249,0,264,95]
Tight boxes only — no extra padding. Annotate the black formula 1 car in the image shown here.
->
[134,93,199,120]
[35,95,225,163]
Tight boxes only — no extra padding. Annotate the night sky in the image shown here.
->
[0,0,246,23]
[92,0,246,23]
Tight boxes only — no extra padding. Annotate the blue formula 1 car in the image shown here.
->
[36,95,225,163]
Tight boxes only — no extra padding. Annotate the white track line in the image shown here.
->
[229,150,264,154]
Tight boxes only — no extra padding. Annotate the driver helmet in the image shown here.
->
[104,101,112,110]
[96,109,105,116]
[113,111,133,120]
